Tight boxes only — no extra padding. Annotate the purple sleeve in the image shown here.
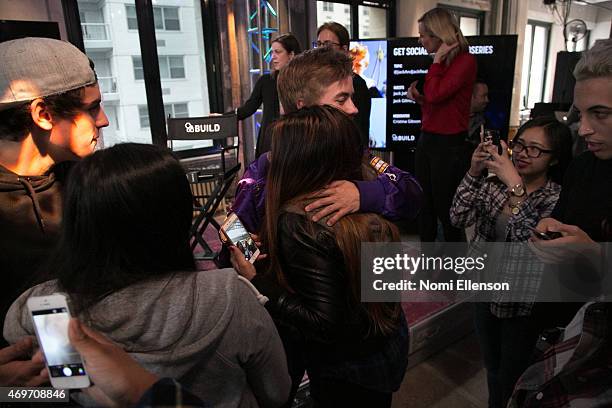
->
[354,163,423,221]
[230,154,269,234]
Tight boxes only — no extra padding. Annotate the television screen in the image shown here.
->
[349,39,388,149]
[350,35,518,152]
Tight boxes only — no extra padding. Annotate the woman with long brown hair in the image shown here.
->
[232,105,408,407]
[236,33,302,158]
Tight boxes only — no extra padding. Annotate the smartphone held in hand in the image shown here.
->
[219,213,260,263]
[27,294,90,389]
[530,227,562,241]
[484,129,503,156]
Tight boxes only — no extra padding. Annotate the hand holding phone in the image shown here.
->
[27,294,90,389]
[219,214,260,263]
[530,227,562,241]
[68,319,158,406]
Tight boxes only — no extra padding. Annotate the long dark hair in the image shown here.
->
[272,33,302,56]
[51,143,195,312]
[513,116,573,184]
[263,105,401,335]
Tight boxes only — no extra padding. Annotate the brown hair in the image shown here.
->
[418,7,469,65]
[263,105,401,336]
[317,21,350,48]
[277,47,353,114]
[0,87,86,142]
[272,33,302,55]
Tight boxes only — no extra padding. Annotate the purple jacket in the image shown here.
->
[232,152,423,233]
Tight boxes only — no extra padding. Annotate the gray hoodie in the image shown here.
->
[4,268,290,407]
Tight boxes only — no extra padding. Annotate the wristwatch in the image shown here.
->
[509,183,526,197]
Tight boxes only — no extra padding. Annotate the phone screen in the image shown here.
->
[224,217,259,261]
[32,308,87,378]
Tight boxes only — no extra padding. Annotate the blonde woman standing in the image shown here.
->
[408,7,477,242]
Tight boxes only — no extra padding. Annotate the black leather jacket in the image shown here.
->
[251,209,409,392]
[253,210,401,355]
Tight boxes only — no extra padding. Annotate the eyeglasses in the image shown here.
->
[510,140,554,158]
[312,40,341,49]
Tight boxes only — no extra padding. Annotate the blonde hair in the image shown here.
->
[418,7,469,65]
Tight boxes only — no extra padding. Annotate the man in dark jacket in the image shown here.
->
[316,22,371,148]
[0,37,109,345]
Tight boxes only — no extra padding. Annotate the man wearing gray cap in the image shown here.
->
[0,37,108,346]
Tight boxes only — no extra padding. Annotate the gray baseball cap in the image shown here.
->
[0,37,97,111]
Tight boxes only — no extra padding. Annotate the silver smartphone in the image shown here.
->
[27,294,91,389]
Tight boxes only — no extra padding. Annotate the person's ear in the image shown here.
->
[296,99,305,109]
[30,98,54,131]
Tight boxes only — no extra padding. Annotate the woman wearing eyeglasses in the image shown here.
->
[449,116,573,408]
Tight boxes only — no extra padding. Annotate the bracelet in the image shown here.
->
[508,198,523,215]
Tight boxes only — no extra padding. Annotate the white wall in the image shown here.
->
[527,0,610,103]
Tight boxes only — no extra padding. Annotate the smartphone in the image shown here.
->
[484,129,503,155]
[219,213,260,263]
[27,294,90,389]
[530,227,562,241]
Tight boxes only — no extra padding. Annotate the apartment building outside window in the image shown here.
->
[126,5,180,31]
[133,56,185,80]
[154,7,180,31]
[139,103,189,128]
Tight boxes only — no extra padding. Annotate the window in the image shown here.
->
[140,103,189,128]
[322,2,333,12]
[132,56,144,80]
[441,6,483,36]
[358,6,387,39]
[164,103,189,118]
[127,5,179,31]
[153,7,180,31]
[139,105,150,128]
[521,21,551,110]
[126,5,138,30]
[316,2,351,35]
[460,16,480,36]
[77,0,212,149]
[134,56,185,80]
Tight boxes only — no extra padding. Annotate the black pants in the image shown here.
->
[415,131,470,242]
[279,330,392,408]
[473,303,542,408]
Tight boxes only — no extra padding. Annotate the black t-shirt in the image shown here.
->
[551,151,612,241]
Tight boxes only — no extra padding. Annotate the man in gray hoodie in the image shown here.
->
[0,37,109,346]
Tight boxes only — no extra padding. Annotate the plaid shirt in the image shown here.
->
[450,173,561,318]
[509,302,612,408]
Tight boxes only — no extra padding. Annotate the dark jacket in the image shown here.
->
[0,161,72,344]
[252,205,408,392]
[352,73,371,149]
[236,73,280,158]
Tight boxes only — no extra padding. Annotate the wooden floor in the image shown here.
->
[392,332,488,408]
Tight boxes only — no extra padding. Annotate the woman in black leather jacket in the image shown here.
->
[231,106,409,407]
